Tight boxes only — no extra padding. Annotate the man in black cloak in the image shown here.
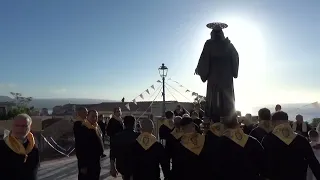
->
[195,22,239,123]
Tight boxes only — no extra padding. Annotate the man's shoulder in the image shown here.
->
[260,133,274,145]
[295,134,309,143]
[73,121,82,126]
[153,141,164,149]
[247,135,263,147]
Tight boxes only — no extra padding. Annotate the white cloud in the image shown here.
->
[0,83,17,88]
[50,88,67,94]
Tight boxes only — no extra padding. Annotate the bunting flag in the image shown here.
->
[157,80,162,83]
[167,78,206,101]
[125,103,130,111]
[122,81,161,111]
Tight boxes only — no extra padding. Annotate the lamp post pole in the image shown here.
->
[162,75,165,117]
[158,63,168,117]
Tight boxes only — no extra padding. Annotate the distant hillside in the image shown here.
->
[253,103,320,121]
[0,96,12,102]
[30,98,116,109]
[0,96,115,109]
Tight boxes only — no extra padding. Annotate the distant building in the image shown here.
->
[40,108,49,116]
[0,102,15,117]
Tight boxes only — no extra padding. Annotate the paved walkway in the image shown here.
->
[38,151,122,180]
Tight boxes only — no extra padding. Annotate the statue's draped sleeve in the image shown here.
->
[229,43,239,78]
[196,40,211,82]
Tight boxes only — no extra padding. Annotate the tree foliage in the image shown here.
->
[311,118,320,128]
[10,92,33,107]
[0,92,33,120]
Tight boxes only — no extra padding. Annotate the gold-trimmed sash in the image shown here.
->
[5,132,35,163]
[180,133,205,155]
[82,120,101,136]
[160,119,174,130]
[223,128,249,148]
[82,120,104,148]
[209,122,224,137]
[272,123,297,145]
[74,117,85,122]
[171,128,183,139]
[136,132,157,150]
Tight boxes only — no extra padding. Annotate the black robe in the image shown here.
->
[159,124,173,141]
[196,38,239,122]
[173,133,215,180]
[262,133,320,180]
[98,120,106,135]
[130,139,170,180]
[213,135,267,180]
[106,118,124,139]
[73,121,104,180]
[243,124,256,135]
[293,122,312,138]
[110,128,140,176]
[250,126,268,143]
[206,123,223,142]
[164,128,183,179]
[0,139,40,180]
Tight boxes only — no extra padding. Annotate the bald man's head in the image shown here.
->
[12,114,32,139]
[140,119,154,133]
[76,107,88,120]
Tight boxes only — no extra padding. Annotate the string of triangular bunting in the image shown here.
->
[124,83,158,111]
[167,78,206,102]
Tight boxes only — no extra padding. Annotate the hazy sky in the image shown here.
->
[1,0,320,113]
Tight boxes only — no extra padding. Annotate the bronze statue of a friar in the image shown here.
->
[195,22,239,123]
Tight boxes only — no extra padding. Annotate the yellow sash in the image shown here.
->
[180,132,205,155]
[160,119,174,130]
[209,122,224,137]
[136,132,157,150]
[82,120,102,136]
[75,116,85,122]
[223,128,249,148]
[5,132,35,163]
[171,128,183,139]
[82,120,104,149]
[272,123,297,145]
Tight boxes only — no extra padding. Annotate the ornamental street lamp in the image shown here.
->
[158,63,168,117]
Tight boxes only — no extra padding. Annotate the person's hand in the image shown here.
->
[110,166,118,177]
[80,167,87,174]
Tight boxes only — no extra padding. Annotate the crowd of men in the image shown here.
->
[73,104,320,180]
[1,103,320,180]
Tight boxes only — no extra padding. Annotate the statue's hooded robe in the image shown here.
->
[196,23,239,122]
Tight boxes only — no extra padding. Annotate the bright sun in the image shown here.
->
[187,17,267,114]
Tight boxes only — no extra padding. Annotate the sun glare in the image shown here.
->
[185,17,268,114]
